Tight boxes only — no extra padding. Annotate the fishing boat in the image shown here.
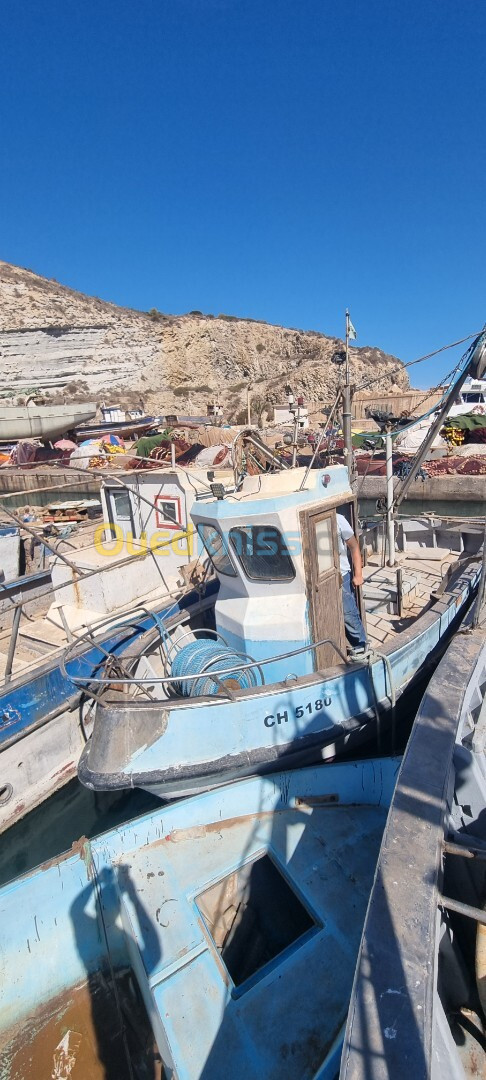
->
[0,753,399,1079]
[75,414,160,440]
[76,460,483,801]
[341,596,486,1078]
[0,581,217,835]
[0,460,235,833]
[0,402,96,442]
[73,329,486,802]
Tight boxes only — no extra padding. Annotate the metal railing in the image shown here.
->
[61,632,350,695]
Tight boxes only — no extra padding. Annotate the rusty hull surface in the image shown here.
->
[0,971,162,1080]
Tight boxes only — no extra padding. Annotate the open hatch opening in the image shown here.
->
[196,853,316,989]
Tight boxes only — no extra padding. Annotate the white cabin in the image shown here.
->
[191,465,356,682]
[47,467,233,630]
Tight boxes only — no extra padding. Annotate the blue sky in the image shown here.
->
[1,0,485,388]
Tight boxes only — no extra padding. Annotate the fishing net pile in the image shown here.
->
[70,435,126,470]
[422,456,486,476]
[440,412,486,449]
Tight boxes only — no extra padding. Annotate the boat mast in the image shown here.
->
[342,310,354,483]
[385,424,396,566]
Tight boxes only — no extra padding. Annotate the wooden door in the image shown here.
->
[301,507,346,669]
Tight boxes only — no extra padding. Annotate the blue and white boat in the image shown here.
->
[341,601,486,1079]
[0,458,234,833]
[0,452,240,832]
[76,461,483,801]
[0,753,399,1079]
[0,582,216,834]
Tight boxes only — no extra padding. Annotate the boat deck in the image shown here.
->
[0,618,68,678]
[362,548,458,649]
[0,585,174,681]
[116,801,388,1079]
[0,546,461,679]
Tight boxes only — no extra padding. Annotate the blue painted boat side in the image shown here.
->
[115,566,479,782]
[0,757,399,1039]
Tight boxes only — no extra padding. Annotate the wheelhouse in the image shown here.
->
[191,465,360,682]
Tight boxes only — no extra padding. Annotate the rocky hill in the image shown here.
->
[0,261,408,421]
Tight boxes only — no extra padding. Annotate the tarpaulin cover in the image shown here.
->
[442,412,486,431]
[352,432,386,449]
[135,433,169,458]
[102,433,125,446]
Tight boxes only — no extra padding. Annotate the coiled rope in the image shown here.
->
[171,638,263,698]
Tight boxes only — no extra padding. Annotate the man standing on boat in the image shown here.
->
[336,513,367,651]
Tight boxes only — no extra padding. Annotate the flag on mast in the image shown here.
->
[347,312,357,340]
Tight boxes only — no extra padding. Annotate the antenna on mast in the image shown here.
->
[342,309,356,483]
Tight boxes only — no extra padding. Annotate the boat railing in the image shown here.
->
[1,563,206,683]
[60,632,350,700]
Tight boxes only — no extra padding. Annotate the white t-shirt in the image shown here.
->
[336,512,354,576]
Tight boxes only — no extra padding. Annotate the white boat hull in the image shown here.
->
[0,701,93,836]
[0,403,96,442]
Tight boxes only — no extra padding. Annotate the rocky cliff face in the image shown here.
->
[0,261,408,419]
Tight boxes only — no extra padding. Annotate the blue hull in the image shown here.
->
[0,584,215,750]
[341,616,486,1079]
[0,756,400,1079]
[78,559,482,799]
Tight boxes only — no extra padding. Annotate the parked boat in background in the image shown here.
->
[341,603,486,1079]
[0,460,234,833]
[75,415,160,441]
[456,373,486,408]
[0,753,400,1079]
[0,403,96,442]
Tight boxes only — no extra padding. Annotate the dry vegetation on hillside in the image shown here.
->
[0,261,408,419]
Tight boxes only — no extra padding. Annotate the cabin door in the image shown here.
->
[301,508,346,669]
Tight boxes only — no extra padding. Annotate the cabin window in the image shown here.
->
[155,494,182,530]
[197,523,237,577]
[314,516,335,576]
[463,392,484,403]
[106,489,137,537]
[229,526,295,582]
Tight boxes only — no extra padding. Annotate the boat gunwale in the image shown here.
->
[84,553,482,705]
[0,584,216,751]
[76,558,481,794]
[340,618,486,1079]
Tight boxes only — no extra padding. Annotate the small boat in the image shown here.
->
[341,603,486,1078]
[0,753,399,1079]
[76,462,482,801]
[0,460,232,832]
[75,415,160,440]
[0,581,216,835]
[0,403,97,442]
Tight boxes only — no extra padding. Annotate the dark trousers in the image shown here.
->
[342,572,367,647]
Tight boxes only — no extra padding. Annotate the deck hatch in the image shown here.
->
[196,853,316,989]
